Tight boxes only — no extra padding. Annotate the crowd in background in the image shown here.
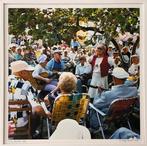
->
[8,34,140,139]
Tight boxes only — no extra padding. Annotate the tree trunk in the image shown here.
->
[111,38,126,70]
[132,35,139,55]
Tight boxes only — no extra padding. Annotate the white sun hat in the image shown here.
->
[10,60,34,73]
[37,54,47,63]
[49,119,91,140]
[112,67,129,79]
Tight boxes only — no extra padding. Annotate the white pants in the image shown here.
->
[88,72,108,98]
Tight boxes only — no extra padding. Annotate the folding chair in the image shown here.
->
[89,97,139,139]
[47,93,90,138]
[8,99,32,139]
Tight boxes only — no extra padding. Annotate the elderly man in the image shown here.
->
[9,60,51,138]
[46,47,64,72]
[89,67,138,129]
[75,56,92,93]
[93,67,138,111]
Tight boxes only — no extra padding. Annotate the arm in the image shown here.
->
[32,67,51,83]
[75,65,80,75]
[84,63,92,74]
[46,59,53,71]
[93,92,109,109]
[108,57,115,67]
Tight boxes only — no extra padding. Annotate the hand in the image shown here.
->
[44,96,50,106]
[98,86,105,93]
[44,78,52,84]
[8,121,16,137]
[46,111,52,119]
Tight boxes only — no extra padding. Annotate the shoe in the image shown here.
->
[32,130,41,139]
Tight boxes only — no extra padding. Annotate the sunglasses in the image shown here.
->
[97,47,103,51]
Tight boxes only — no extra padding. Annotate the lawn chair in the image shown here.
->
[8,99,32,139]
[46,93,90,138]
[89,97,139,139]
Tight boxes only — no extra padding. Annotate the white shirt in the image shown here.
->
[32,64,52,78]
[128,64,139,75]
[69,51,77,61]
[75,63,92,75]
[93,57,114,73]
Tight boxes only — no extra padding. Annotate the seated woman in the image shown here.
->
[32,54,58,99]
[50,72,77,98]
[45,72,77,110]
[57,72,77,94]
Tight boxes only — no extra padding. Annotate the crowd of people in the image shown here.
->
[8,36,140,139]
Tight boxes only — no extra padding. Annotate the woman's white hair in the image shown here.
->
[58,72,77,93]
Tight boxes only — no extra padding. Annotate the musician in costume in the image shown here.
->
[88,44,114,99]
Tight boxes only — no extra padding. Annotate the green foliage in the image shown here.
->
[9,8,140,45]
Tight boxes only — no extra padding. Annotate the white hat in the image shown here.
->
[112,67,129,79]
[53,48,62,54]
[9,43,17,48]
[37,54,47,63]
[49,119,91,140]
[10,60,34,73]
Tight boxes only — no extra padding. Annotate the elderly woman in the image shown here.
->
[45,72,77,111]
[50,72,77,97]
[58,72,77,94]
[32,54,58,99]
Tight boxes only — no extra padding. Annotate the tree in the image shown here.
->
[9,8,139,48]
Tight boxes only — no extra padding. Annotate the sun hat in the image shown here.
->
[112,67,129,79]
[37,54,47,63]
[53,47,62,55]
[10,60,34,73]
[9,43,17,48]
[49,119,91,140]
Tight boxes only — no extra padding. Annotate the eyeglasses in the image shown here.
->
[97,47,103,51]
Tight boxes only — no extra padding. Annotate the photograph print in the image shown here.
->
[7,7,140,140]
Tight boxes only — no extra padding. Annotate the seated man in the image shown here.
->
[93,67,138,112]
[46,47,64,74]
[75,56,92,93]
[110,127,140,139]
[90,67,138,129]
[9,60,51,138]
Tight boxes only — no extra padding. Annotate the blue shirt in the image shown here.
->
[46,58,64,72]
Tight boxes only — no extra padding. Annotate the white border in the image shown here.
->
[0,0,147,146]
